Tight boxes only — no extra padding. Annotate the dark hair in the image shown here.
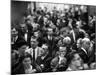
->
[72,19,77,28]
[19,53,32,63]
[11,50,19,60]
[16,40,28,48]
[37,10,42,15]
[67,51,79,66]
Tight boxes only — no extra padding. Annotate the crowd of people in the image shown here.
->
[11,4,96,74]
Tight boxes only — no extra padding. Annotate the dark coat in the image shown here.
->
[43,36,58,57]
[78,48,89,63]
[36,54,52,72]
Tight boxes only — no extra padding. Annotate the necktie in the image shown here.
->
[33,48,35,61]
[24,33,27,42]
[72,30,76,42]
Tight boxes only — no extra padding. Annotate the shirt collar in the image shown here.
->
[81,47,87,54]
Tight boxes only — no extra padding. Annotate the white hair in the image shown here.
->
[42,44,48,49]
[82,38,90,43]
[63,36,71,44]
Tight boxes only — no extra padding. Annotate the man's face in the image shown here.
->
[62,30,70,37]
[43,17,48,23]
[22,57,32,68]
[11,29,18,37]
[83,41,90,50]
[72,54,83,67]
[59,47,67,57]
[20,24,27,33]
[18,45,28,56]
[43,47,48,52]
[30,38,38,48]
[47,29,53,35]
[41,44,48,55]
[34,31,39,38]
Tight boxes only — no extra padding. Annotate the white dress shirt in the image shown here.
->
[25,47,43,60]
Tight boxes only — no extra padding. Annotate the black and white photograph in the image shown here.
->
[11,0,96,74]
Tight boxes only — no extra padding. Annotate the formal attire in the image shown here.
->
[43,35,58,57]
[12,63,36,74]
[51,56,67,71]
[18,27,33,47]
[36,53,52,72]
[78,47,89,63]
[25,47,43,61]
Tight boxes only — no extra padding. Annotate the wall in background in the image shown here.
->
[11,1,28,25]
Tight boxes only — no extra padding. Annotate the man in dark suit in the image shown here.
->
[33,31,43,47]
[11,27,29,50]
[36,10,44,28]
[27,37,43,61]
[36,44,52,72]
[43,28,58,57]
[11,27,19,50]
[70,20,88,44]
[17,23,33,47]
[50,13,58,25]
[78,38,91,63]
[50,46,67,72]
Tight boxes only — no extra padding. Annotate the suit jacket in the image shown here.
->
[25,47,43,61]
[36,54,52,72]
[43,35,58,57]
[36,15,44,27]
[70,28,80,43]
[17,25,33,47]
[51,56,67,71]
[50,15,58,25]
[12,63,36,74]
[88,44,96,65]
[78,48,89,63]
[12,36,26,50]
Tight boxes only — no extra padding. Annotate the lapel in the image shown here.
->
[81,47,87,55]
[15,36,18,42]
[38,16,41,23]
